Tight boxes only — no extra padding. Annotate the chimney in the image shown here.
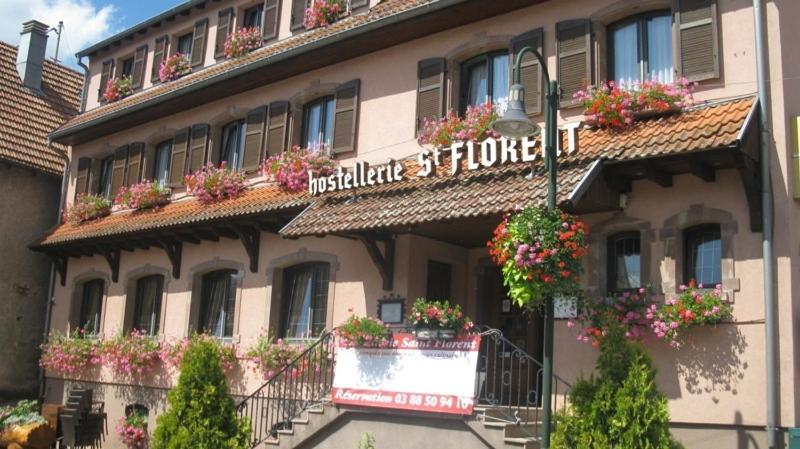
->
[16,20,50,91]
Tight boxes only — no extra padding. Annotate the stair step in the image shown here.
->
[482,406,543,423]
[503,423,541,439]
[277,428,294,436]
[291,417,309,425]
[503,437,540,449]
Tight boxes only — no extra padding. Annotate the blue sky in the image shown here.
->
[0,0,186,69]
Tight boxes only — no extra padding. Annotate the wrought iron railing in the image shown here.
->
[474,326,572,440]
[236,330,337,448]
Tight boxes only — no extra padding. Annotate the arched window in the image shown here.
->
[281,262,330,340]
[199,270,238,339]
[607,232,642,293]
[132,275,164,336]
[460,51,509,112]
[683,224,722,287]
[608,11,673,86]
[78,279,104,335]
[219,120,246,170]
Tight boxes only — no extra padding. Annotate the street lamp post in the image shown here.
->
[491,47,559,449]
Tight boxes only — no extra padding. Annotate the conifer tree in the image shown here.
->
[151,337,250,449]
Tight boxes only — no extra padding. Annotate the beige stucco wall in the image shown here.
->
[0,165,60,399]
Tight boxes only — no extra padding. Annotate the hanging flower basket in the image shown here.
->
[417,101,500,148]
[159,53,191,83]
[303,0,346,29]
[115,409,148,449]
[103,76,133,102]
[114,181,171,211]
[184,162,247,204]
[262,145,336,192]
[488,206,589,310]
[63,194,111,224]
[224,27,262,58]
[647,281,731,348]
[407,299,473,341]
[573,79,695,130]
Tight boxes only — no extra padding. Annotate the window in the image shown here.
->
[220,120,245,170]
[98,156,114,199]
[281,263,330,339]
[426,260,452,300]
[243,4,264,28]
[78,279,104,334]
[460,51,509,112]
[120,57,134,78]
[177,32,194,57]
[199,270,237,339]
[684,224,722,287]
[607,232,642,292]
[133,275,164,336]
[609,11,673,86]
[153,140,172,185]
[301,96,335,149]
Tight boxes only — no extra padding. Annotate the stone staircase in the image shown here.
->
[465,406,543,449]
[259,401,343,449]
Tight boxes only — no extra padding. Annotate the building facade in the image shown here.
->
[33,0,800,448]
[0,23,82,400]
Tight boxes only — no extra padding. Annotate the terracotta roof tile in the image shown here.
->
[55,0,435,135]
[35,96,755,247]
[0,41,83,175]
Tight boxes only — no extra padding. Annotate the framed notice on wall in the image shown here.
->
[332,333,481,415]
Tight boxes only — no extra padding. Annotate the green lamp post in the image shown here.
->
[491,47,559,449]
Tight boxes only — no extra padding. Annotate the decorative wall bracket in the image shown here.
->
[233,225,260,273]
[51,255,68,286]
[358,235,395,291]
[159,238,183,279]
[102,249,121,283]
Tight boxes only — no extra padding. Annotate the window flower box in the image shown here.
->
[224,27,262,59]
[408,299,474,341]
[114,181,171,211]
[246,333,308,380]
[184,162,247,204]
[262,144,336,192]
[303,0,346,29]
[39,330,103,375]
[417,101,500,148]
[158,53,191,83]
[647,281,731,348]
[568,288,654,347]
[63,194,111,225]
[103,76,133,102]
[573,79,695,130]
[336,315,391,348]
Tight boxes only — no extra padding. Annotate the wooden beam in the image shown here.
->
[158,238,183,279]
[603,170,632,193]
[103,249,121,283]
[688,157,716,182]
[358,236,395,291]
[195,229,220,242]
[645,163,673,188]
[233,225,260,273]
[172,232,201,244]
[213,226,238,239]
[735,153,763,232]
[51,256,68,287]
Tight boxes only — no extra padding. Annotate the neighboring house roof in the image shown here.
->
[32,97,756,251]
[0,41,83,176]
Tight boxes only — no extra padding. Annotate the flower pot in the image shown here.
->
[414,328,437,341]
[438,329,456,340]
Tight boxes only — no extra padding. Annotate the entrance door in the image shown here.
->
[478,265,544,406]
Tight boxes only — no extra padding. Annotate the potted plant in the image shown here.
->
[647,280,731,348]
[159,53,191,83]
[303,0,346,29]
[224,27,262,59]
[63,194,112,224]
[408,299,473,341]
[262,144,337,192]
[417,101,500,148]
[114,181,171,210]
[103,76,133,102]
[184,162,247,204]
[116,409,148,449]
[336,315,391,348]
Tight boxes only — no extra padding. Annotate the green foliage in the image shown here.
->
[552,323,683,449]
[356,432,376,449]
[151,337,250,449]
[0,400,46,430]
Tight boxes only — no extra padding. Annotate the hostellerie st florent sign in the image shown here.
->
[308,122,581,196]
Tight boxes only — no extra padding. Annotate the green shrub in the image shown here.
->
[151,336,250,449]
[552,322,683,449]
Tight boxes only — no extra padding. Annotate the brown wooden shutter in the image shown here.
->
[291,0,308,31]
[99,59,114,101]
[243,106,268,172]
[170,128,190,186]
[74,157,92,199]
[511,28,544,116]
[151,36,169,83]
[416,58,447,133]
[266,101,289,156]
[332,79,360,154]
[191,18,209,68]
[215,8,234,59]
[262,0,280,40]
[110,145,129,197]
[556,19,593,107]
[674,0,719,81]
[188,124,210,173]
[126,142,145,186]
[130,45,148,90]
[351,0,369,13]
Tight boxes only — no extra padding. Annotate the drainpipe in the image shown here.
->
[76,55,90,113]
[38,141,70,404]
[752,0,777,447]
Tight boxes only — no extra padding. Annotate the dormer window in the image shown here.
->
[609,11,673,86]
[177,32,194,57]
[243,4,264,29]
[119,56,134,78]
